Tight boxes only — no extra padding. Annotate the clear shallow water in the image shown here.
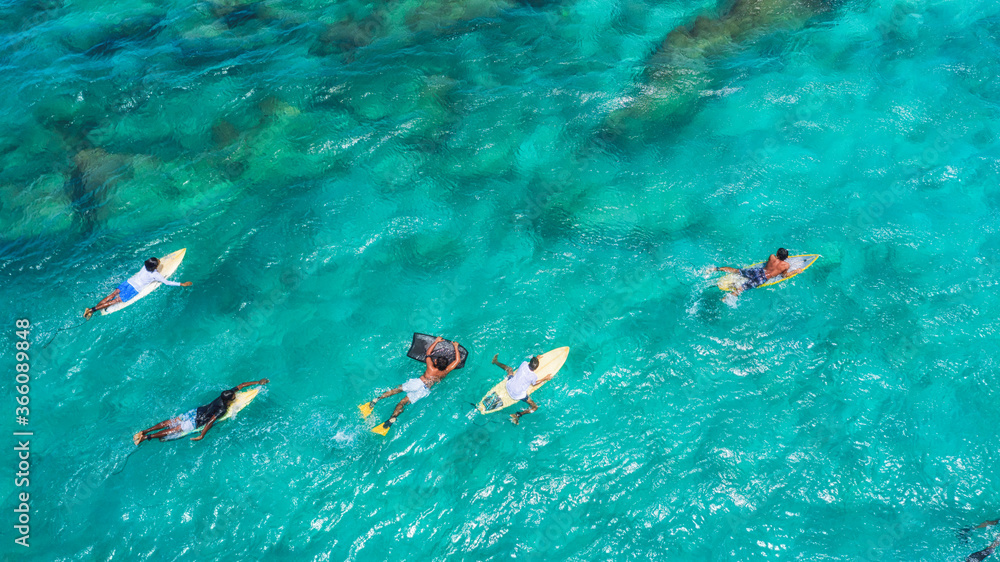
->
[2,0,1000,559]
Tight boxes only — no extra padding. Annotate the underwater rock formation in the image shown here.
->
[604,0,832,140]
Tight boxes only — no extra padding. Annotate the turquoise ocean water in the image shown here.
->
[2,0,1000,559]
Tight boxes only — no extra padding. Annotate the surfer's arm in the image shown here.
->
[782,268,802,278]
[425,336,443,355]
[445,342,462,370]
[148,270,185,287]
[191,416,217,441]
[235,379,268,391]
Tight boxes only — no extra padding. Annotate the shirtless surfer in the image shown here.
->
[360,337,462,434]
[490,354,553,425]
[85,257,192,319]
[713,247,802,300]
[133,378,268,445]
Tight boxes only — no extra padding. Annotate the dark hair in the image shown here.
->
[144,257,160,271]
[776,248,789,260]
[434,356,449,370]
[529,357,539,370]
[221,389,235,402]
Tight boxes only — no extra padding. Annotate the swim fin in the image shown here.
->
[358,401,374,418]
[371,419,392,436]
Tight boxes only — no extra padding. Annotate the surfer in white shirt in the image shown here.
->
[491,354,553,425]
[84,257,192,319]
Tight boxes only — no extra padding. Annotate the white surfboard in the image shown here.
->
[102,248,186,315]
[477,346,569,414]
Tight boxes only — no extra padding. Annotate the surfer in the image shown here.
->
[490,354,553,425]
[132,378,268,445]
[361,337,462,434]
[84,257,192,319]
[713,247,802,300]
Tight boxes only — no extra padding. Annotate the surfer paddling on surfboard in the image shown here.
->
[713,247,802,301]
[359,337,462,435]
[491,354,553,425]
[132,379,268,445]
[84,257,192,319]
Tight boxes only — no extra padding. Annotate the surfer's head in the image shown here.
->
[529,357,539,370]
[221,389,236,403]
[144,257,160,271]
[434,356,450,370]
[776,248,789,260]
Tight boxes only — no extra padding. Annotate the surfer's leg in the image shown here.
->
[715,266,740,274]
[134,419,172,445]
[388,397,410,422]
[372,397,410,434]
[86,290,123,318]
[491,355,513,375]
[370,386,402,407]
[148,427,184,441]
[510,397,539,425]
[152,411,197,440]
[374,397,411,433]
[94,289,123,309]
[141,423,182,443]
[148,412,195,441]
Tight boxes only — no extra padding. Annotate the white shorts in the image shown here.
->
[161,408,198,441]
[401,378,430,404]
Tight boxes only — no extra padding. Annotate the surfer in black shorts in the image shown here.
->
[714,247,802,300]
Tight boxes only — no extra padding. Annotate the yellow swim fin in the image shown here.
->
[357,401,374,418]
[371,419,393,436]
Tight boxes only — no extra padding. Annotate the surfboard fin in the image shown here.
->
[371,419,392,436]
[358,401,374,418]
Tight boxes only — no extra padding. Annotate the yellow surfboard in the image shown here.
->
[717,254,820,292]
[477,346,569,414]
[102,248,187,315]
[220,387,261,421]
